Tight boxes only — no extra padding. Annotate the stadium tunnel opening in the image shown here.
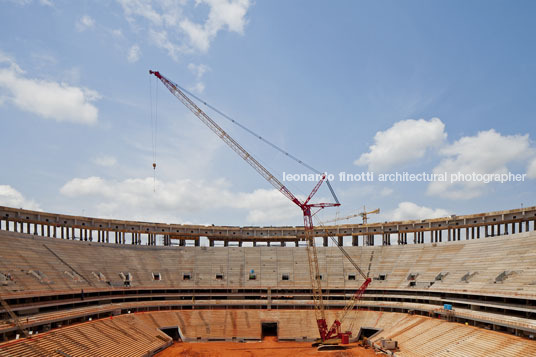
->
[356,327,381,341]
[261,322,278,340]
[159,326,182,341]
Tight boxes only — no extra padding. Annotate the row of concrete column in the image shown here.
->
[1,219,535,247]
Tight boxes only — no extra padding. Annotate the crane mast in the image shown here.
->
[150,70,367,343]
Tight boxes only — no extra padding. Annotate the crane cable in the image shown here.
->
[172,83,340,205]
[149,75,158,192]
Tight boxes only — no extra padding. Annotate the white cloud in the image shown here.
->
[355,118,446,172]
[387,201,449,221]
[528,158,536,179]
[76,15,95,31]
[0,185,41,211]
[118,0,251,59]
[380,187,393,196]
[188,63,210,79]
[60,176,298,225]
[93,155,117,167]
[190,81,205,94]
[111,29,123,38]
[427,129,532,199]
[149,29,188,60]
[188,63,210,93]
[0,53,100,125]
[127,44,141,63]
[180,0,250,52]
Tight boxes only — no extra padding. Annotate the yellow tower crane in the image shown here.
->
[324,206,380,225]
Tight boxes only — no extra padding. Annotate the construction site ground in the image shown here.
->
[156,336,378,357]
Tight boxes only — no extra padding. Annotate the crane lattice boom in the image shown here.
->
[150,70,368,343]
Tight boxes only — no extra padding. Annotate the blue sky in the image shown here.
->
[1,0,535,227]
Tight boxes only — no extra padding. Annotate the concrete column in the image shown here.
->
[253,241,256,247]
[323,236,328,247]
[338,236,343,246]
[527,221,530,232]
[471,227,474,239]
[106,231,109,243]
[209,239,214,247]
[504,223,508,235]
[224,240,229,247]
[352,235,358,246]
[295,240,300,247]
[280,241,285,247]
[485,225,489,237]
[238,241,243,247]
[477,226,480,239]
[447,229,451,241]
[195,238,200,247]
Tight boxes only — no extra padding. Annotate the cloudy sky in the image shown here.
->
[1,0,535,227]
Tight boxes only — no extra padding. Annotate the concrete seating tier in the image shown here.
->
[1,230,535,297]
[3,310,533,357]
[0,313,171,357]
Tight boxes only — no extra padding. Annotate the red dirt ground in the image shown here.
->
[156,337,378,357]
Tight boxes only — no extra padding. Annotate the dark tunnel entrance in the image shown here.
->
[160,326,181,341]
[261,322,278,339]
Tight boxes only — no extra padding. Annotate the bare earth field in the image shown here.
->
[156,337,378,357]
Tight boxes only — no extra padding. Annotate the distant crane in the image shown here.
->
[149,70,371,344]
[324,206,380,225]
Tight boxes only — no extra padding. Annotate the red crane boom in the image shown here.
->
[149,70,368,343]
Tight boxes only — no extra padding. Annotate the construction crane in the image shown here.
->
[324,206,380,225]
[149,70,370,344]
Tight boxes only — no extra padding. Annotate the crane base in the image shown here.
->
[312,337,344,348]
[317,344,348,351]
